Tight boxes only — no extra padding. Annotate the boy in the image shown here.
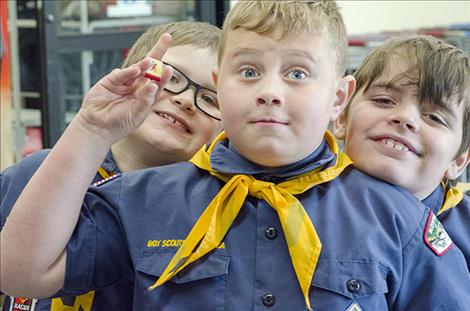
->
[2,2,470,310]
[333,35,470,266]
[0,21,222,311]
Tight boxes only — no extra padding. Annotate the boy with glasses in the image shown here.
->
[0,21,222,311]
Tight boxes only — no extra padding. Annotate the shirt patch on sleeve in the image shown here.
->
[92,173,121,187]
[8,297,37,311]
[424,212,453,256]
[345,302,363,311]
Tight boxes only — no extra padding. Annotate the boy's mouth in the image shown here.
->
[156,112,192,133]
[250,118,288,125]
[372,135,420,156]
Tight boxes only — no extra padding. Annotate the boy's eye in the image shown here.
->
[371,97,395,106]
[424,113,448,127]
[240,68,259,79]
[200,93,219,109]
[286,69,307,80]
[169,74,181,84]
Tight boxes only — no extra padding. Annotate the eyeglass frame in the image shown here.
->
[161,61,221,121]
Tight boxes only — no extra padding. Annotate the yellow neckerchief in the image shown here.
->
[437,181,464,215]
[148,130,353,310]
[97,166,112,179]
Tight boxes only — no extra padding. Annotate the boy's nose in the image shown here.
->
[256,95,281,106]
[255,79,283,106]
[173,89,197,114]
[389,112,420,133]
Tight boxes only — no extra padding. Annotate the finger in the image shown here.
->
[153,65,173,100]
[107,66,142,87]
[123,58,155,86]
[146,33,172,60]
[135,82,158,114]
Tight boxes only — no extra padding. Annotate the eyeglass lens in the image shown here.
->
[165,66,220,120]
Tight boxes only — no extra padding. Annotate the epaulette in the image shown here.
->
[92,173,122,187]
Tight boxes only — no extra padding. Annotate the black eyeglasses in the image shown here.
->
[162,61,220,121]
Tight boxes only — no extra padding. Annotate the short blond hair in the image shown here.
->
[122,21,221,68]
[218,0,348,75]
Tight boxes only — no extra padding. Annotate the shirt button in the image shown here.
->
[265,227,278,240]
[262,293,276,307]
[346,278,361,293]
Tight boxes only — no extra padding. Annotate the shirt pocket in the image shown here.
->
[136,249,230,311]
[310,260,389,310]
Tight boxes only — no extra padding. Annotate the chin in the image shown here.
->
[358,162,402,185]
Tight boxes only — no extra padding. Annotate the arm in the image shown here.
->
[395,209,470,309]
[0,34,173,297]
[1,150,50,229]
[438,196,470,268]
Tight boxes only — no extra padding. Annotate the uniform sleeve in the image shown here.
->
[394,207,470,310]
[61,175,134,295]
[1,150,49,229]
[438,196,470,270]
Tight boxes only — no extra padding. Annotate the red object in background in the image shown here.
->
[23,127,43,157]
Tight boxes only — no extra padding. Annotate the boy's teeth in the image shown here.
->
[158,113,185,129]
[382,138,410,152]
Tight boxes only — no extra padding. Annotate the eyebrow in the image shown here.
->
[231,48,315,64]
[369,82,459,121]
[367,82,404,93]
[231,48,263,59]
[283,49,316,63]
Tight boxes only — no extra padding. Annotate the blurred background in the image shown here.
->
[1,0,469,183]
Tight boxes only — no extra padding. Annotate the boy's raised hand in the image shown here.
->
[77,33,173,144]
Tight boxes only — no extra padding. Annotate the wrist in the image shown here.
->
[66,116,115,157]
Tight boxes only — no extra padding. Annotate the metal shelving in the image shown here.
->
[8,0,229,157]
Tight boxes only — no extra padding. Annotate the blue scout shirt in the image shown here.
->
[60,138,470,310]
[0,150,133,311]
[423,186,470,269]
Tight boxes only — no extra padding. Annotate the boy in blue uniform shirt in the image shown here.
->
[334,35,470,267]
[2,1,470,310]
[0,21,222,311]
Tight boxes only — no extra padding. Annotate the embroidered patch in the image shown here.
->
[345,302,363,311]
[8,297,37,311]
[424,212,453,256]
[92,173,121,187]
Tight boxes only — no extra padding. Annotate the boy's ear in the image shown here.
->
[211,67,219,87]
[331,75,356,121]
[333,111,347,140]
[445,149,470,181]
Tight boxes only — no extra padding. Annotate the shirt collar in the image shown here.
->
[102,150,121,175]
[422,185,445,214]
[210,138,335,183]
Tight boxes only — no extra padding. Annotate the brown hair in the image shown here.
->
[122,21,221,68]
[348,35,470,156]
[218,0,348,75]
